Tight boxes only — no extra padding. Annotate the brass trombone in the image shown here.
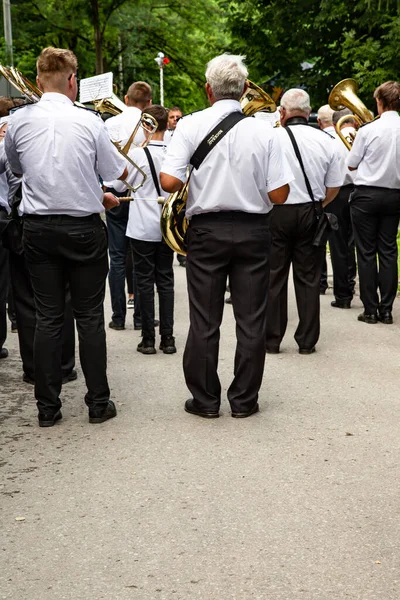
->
[328,78,373,150]
[0,64,157,193]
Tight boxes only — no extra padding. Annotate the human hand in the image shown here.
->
[103,192,120,210]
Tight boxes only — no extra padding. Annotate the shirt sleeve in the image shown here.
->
[4,121,23,175]
[160,122,191,182]
[265,130,294,192]
[347,127,366,169]
[0,144,7,174]
[95,121,128,182]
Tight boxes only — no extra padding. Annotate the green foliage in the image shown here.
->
[0,0,229,113]
[222,0,400,109]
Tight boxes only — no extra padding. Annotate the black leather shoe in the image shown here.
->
[299,347,316,355]
[38,410,62,428]
[11,321,18,333]
[89,400,117,424]
[137,338,156,354]
[159,335,176,354]
[62,369,78,384]
[184,399,219,418]
[331,300,351,309]
[319,288,327,295]
[231,403,259,418]
[266,346,280,354]
[109,320,125,331]
[225,296,232,304]
[0,347,8,359]
[377,311,393,324]
[358,312,377,324]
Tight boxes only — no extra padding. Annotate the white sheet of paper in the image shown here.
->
[79,72,113,103]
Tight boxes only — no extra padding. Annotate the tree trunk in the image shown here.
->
[91,0,103,73]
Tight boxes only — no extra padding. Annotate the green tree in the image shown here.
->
[0,0,230,113]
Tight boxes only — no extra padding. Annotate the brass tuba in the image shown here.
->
[328,78,373,150]
[160,80,277,256]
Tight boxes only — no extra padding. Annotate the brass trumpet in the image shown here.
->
[328,78,373,150]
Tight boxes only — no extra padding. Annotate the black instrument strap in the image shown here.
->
[285,125,316,206]
[190,111,247,170]
[143,146,161,196]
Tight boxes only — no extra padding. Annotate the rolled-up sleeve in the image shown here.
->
[265,131,294,192]
[160,124,190,183]
[95,122,127,181]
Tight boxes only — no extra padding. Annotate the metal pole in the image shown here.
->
[160,66,164,106]
[117,36,124,96]
[3,0,14,96]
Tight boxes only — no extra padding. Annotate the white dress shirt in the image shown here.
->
[274,123,344,205]
[105,106,145,145]
[161,99,293,219]
[107,142,168,242]
[347,111,400,188]
[5,93,126,217]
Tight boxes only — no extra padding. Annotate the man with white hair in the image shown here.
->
[265,89,343,355]
[160,54,292,419]
[317,104,336,136]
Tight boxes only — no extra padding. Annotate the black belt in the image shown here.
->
[23,213,102,223]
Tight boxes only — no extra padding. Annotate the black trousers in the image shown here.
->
[184,211,271,414]
[9,250,75,381]
[0,237,8,350]
[350,185,400,314]
[328,185,356,302]
[130,238,174,339]
[266,203,325,351]
[23,214,109,415]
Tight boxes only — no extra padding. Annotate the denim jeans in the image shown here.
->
[106,201,140,326]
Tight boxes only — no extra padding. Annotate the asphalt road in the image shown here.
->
[1,261,399,600]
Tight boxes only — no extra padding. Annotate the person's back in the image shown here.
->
[7,98,119,215]
[161,53,292,419]
[105,81,152,143]
[4,46,126,428]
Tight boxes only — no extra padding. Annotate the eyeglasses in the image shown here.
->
[68,73,80,87]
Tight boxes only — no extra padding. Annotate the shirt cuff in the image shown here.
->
[160,165,187,183]
[267,175,294,193]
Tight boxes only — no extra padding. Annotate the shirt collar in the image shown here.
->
[380,111,400,119]
[211,99,242,114]
[40,92,74,106]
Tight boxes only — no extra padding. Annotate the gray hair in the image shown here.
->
[317,104,334,126]
[332,107,353,126]
[280,89,311,115]
[205,54,248,101]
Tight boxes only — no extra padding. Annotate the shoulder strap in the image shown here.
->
[285,126,315,205]
[143,146,161,196]
[190,111,247,170]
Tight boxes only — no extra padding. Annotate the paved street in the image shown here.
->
[1,261,399,600]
